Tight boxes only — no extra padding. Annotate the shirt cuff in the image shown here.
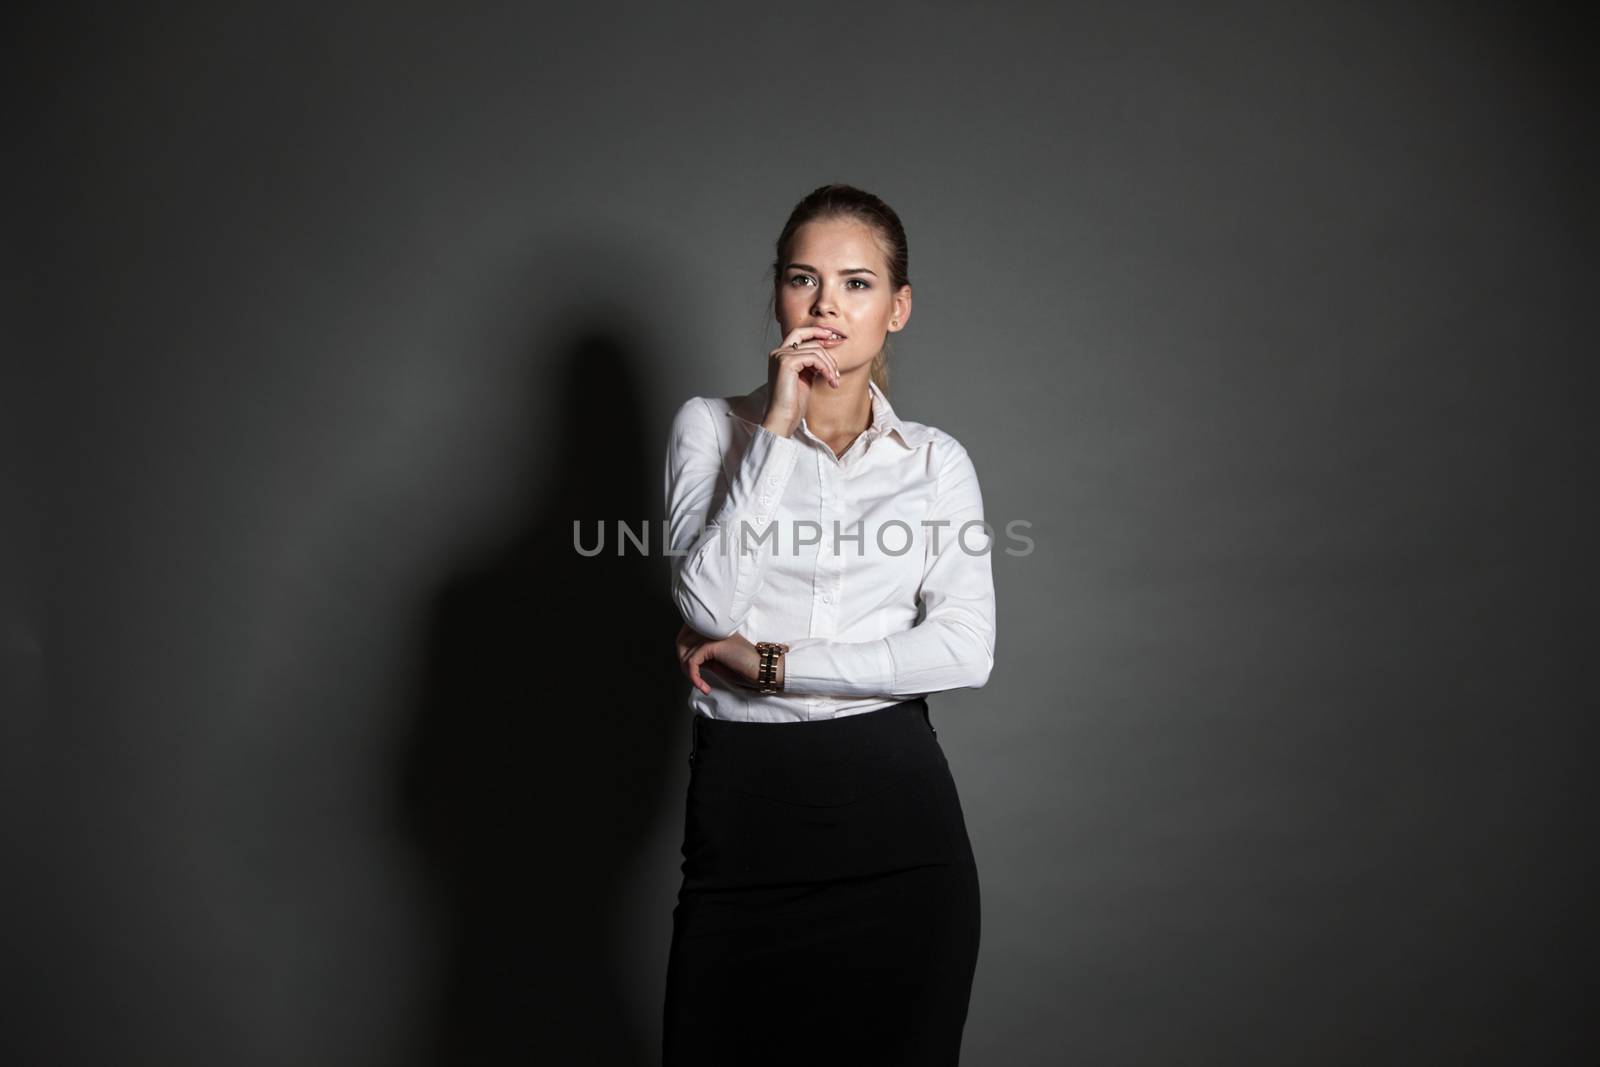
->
[780,637,897,698]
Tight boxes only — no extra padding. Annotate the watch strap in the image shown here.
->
[754,642,789,694]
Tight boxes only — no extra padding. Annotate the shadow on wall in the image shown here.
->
[400,325,683,1065]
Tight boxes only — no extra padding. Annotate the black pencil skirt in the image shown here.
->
[661,698,981,1066]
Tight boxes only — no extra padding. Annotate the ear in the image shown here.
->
[889,284,912,332]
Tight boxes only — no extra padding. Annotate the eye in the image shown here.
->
[787,274,871,290]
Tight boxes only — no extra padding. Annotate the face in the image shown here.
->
[776,217,912,375]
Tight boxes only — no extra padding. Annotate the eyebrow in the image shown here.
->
[785,262,878,277]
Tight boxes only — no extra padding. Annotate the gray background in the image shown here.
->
[9,2,1583,1064]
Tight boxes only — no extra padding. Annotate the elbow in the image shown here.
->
[930,619,993,691]
[924,617,994,691]
[671,572,741,641]
[686,615,740,642]
[962,625,995,689]
[967,646,994,689]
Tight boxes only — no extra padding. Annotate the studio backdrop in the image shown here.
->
[9,2,1581,1064]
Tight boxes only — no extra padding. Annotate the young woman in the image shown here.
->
[660,184,997,1065]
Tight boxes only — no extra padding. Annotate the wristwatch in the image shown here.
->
[754,642,789,694]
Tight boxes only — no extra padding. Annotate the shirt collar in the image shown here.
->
[729,377,929,450]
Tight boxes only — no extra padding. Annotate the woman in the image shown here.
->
[661,184,997,1066]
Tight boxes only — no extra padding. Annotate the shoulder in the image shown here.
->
[900,418,950,450]
[673,383,765,429]
[669,395,727,431]
[908,424,986,500]
[666,397,722,459]
[902,420,973,465]
[668,393,753,461]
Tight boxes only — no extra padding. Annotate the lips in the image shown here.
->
[813,326,847,340]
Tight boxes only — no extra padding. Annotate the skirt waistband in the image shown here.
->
[688,698,939,808]
[691,697,931,753]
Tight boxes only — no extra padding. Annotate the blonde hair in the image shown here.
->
[869,346,890,395]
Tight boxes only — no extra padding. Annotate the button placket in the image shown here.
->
[805,450,826,639]
[827,464,848,629]
[813,452,836,629]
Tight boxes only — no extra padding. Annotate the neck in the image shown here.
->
[803,368,874,437]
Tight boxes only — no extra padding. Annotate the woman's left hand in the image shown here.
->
[676,624,762,695]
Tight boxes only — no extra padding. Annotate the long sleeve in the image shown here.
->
[664,397,804,640]
[781,436,997,699]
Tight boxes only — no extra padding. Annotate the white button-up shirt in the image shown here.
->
[664,378,996,722]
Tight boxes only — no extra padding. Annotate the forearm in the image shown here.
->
[778,616,995,699]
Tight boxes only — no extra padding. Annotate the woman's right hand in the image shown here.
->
[762,326,843,438]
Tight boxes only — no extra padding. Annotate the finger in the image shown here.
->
[822,349,841,383]
[778,324,846,351]
[784,327,846,385]
[800,347,841,385]
[678,624,709,661]
[771,347,840,387]
[686,648,713,695]
[780,348,841,386]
